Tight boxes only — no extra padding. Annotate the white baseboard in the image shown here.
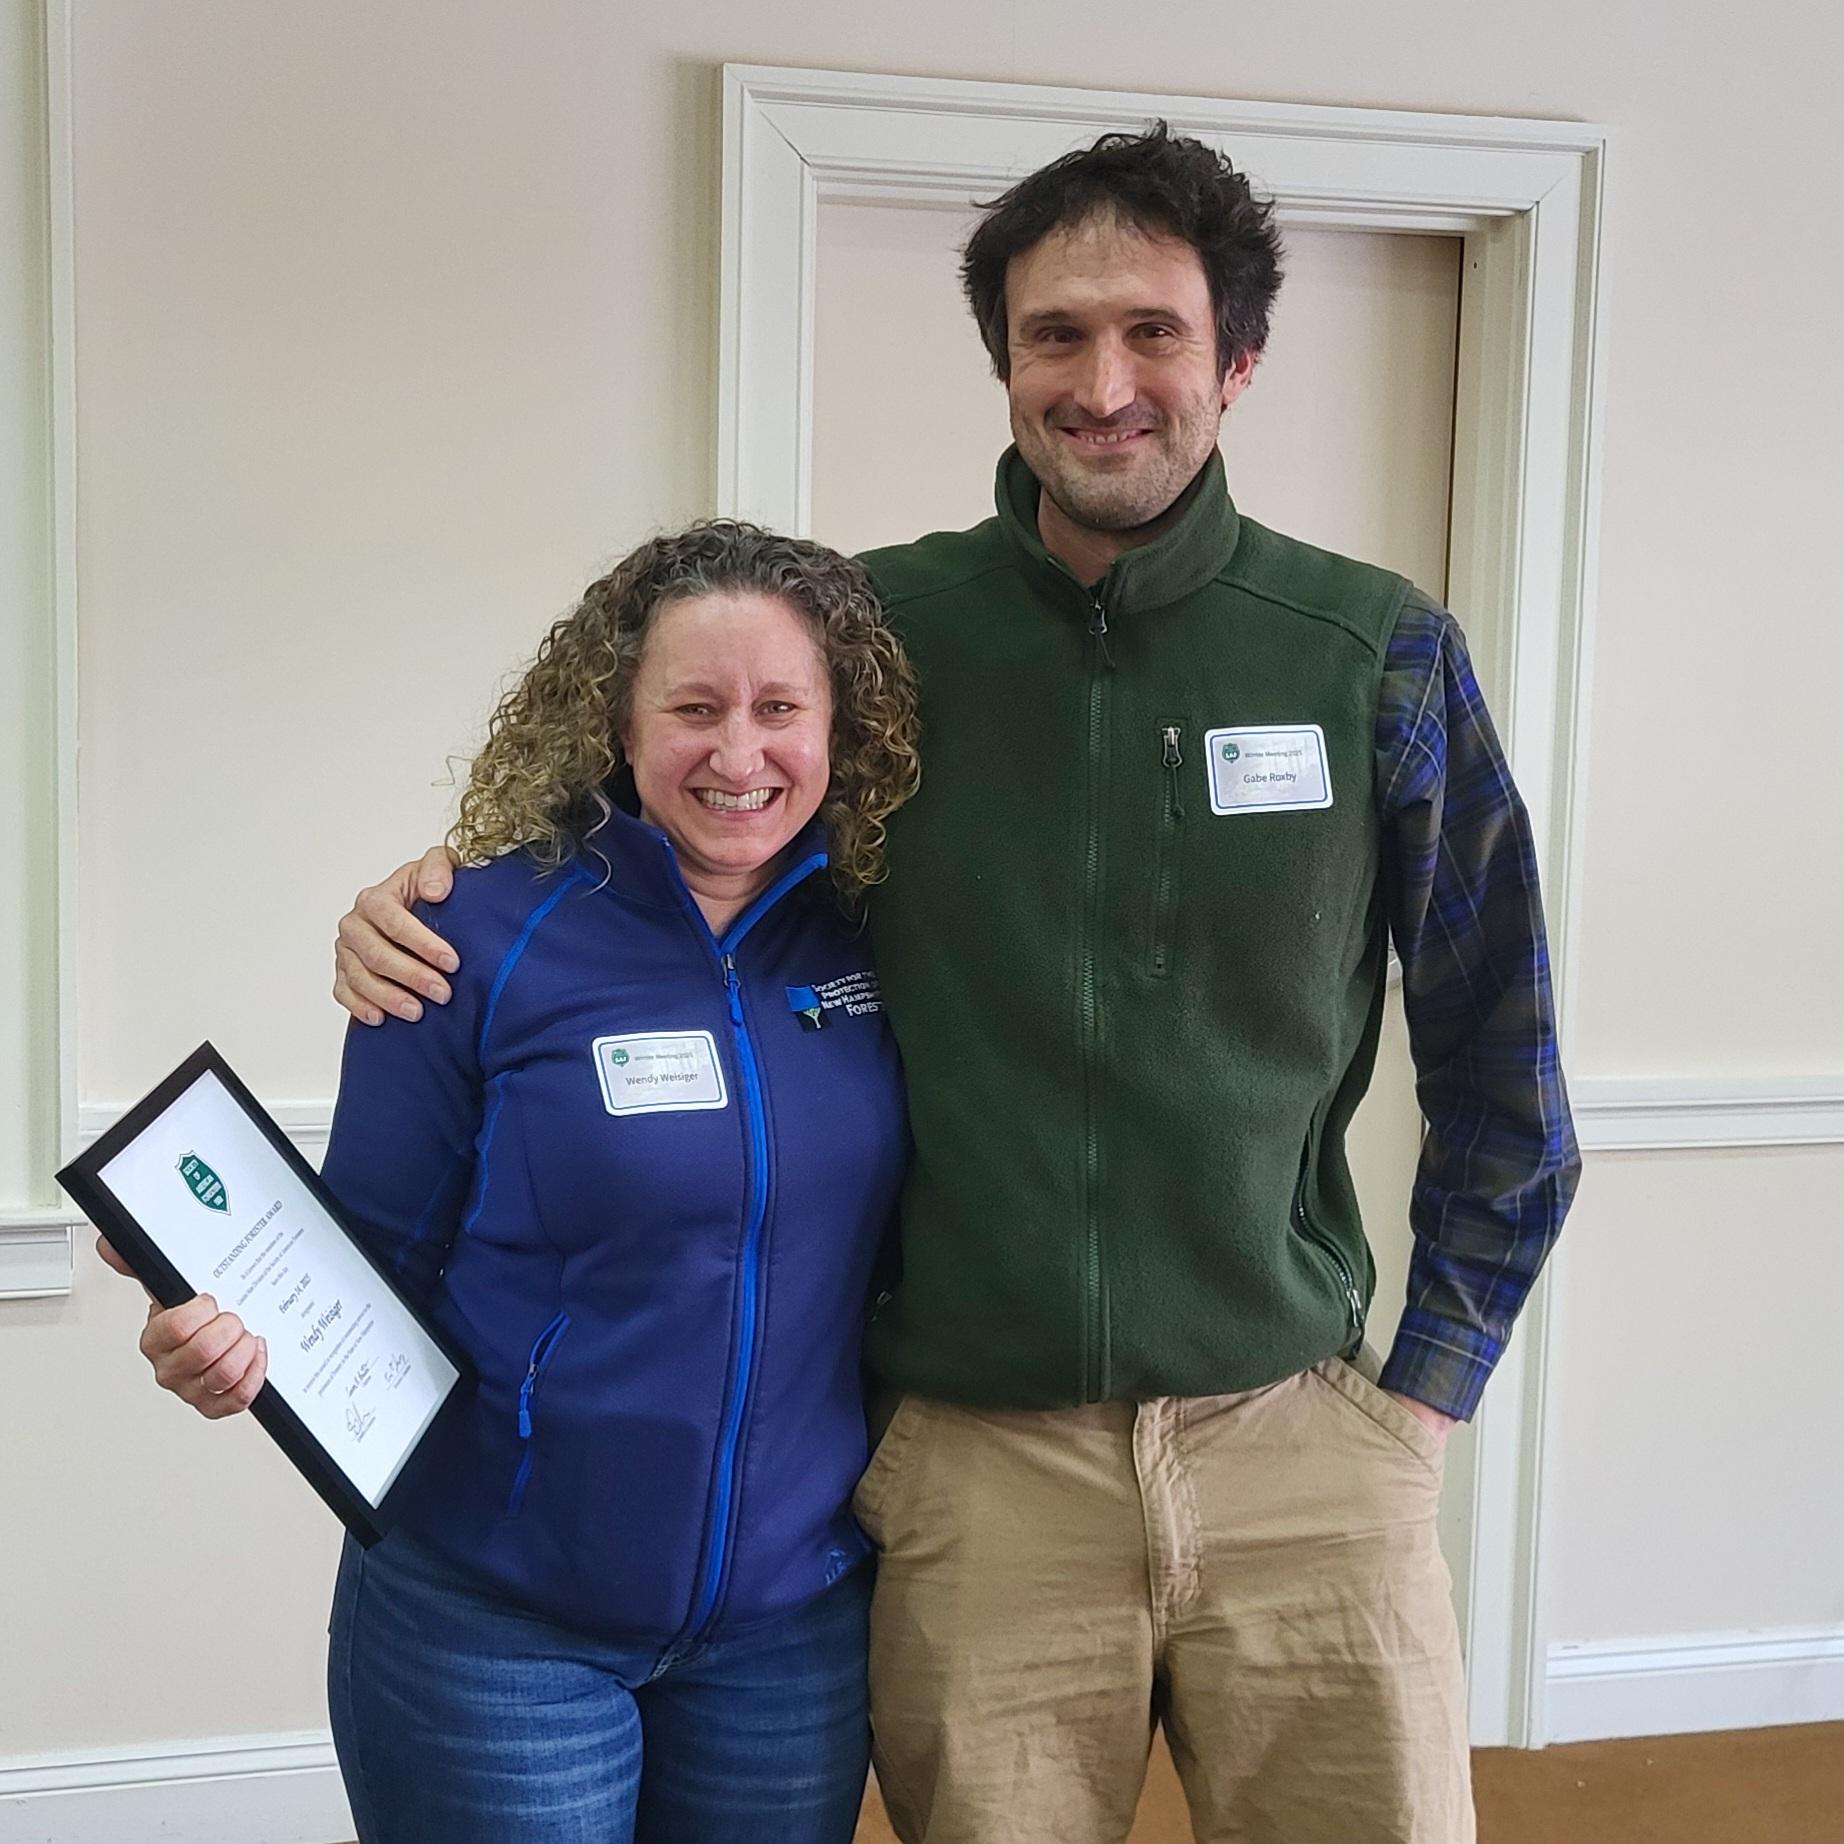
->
[0,1732,351,1844]
[2,1631,1840,1835]
[1546,1625,1844,1744]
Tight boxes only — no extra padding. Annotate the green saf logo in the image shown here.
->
[610,1047,631,1068]
[1220,741,1241,763]
[177,1152,229,1213]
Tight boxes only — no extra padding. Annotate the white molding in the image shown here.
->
[0,1102,333,1299]
[719,65,1609,540]
[77,1100,333,1160]
[2,1,75,1227]
[1574,1074,1844,1151]
[0,1730,350,1844]
[46,0,77,1192]
[0,1,72,1296]
[65,1073,1839,1174]
[0,1211,75,1298]
[1547,1626,1844,1744]
[720,62,1609,1751]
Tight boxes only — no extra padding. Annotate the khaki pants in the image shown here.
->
[853,1358,1473,1844]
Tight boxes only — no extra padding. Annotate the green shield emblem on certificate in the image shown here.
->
[177,1152,229,1213]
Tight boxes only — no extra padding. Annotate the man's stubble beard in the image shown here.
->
[1012,394,1224,536]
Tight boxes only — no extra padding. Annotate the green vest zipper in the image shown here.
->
[1083,591,1113,1400]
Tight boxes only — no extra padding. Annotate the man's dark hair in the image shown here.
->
[960,122,1284,382]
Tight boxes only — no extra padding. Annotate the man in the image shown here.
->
[334,126,1578,1844]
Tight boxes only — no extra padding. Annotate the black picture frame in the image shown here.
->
[57,1041,473,1546]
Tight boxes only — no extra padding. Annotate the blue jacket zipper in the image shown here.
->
[506,1309,571,1515]
[675,847,828,1644]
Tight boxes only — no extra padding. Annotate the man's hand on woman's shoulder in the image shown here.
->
[333,845,462,1026]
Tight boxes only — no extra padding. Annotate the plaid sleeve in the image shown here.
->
[1373,596,1580,1421]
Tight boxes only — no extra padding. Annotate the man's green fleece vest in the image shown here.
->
[859,448,1416,1409]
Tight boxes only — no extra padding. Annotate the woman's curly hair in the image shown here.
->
[451,522,921,905]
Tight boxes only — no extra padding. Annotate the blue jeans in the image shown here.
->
[327,1533,871,1844]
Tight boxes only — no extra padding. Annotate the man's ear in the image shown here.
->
[1220,349,1259,412]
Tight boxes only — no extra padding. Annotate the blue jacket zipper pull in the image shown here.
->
[517,1313,569,1443]
[722,952,744,1027]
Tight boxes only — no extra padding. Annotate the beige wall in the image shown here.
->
[813,201,1007,550]
[1545,1146,1844,1636]
[6,0,1843,1772]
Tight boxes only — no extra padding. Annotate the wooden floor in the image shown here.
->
[854,1724,1844,1843]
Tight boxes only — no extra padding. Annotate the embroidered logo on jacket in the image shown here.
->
[785,971,882,1032]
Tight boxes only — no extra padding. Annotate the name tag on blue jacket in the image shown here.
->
[592,1032,728,1116]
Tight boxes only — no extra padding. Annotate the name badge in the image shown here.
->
[592,1032,728,1117]
[1204,724,1333,815]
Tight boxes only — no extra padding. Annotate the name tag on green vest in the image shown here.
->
[1204,724,1333,815]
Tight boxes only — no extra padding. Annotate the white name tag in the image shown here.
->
[1204,724,1333,815]
[592,1032,728,1117]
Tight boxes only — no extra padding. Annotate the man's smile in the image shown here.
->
[1058,425,1154,453]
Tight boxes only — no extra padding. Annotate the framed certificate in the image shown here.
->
[58,1042,470,1545]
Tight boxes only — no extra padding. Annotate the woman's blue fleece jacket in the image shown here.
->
[318,808,908,1647]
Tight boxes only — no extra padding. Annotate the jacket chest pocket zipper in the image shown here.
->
[1151,724,1185,978]
[506,1309,571,1516]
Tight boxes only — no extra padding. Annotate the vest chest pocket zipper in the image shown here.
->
[1150,723,1185,978]
[506,1310,571,1517]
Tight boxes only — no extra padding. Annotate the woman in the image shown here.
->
[109,521,921,1843]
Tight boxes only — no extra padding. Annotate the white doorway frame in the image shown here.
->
[718,63,1608,1750]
